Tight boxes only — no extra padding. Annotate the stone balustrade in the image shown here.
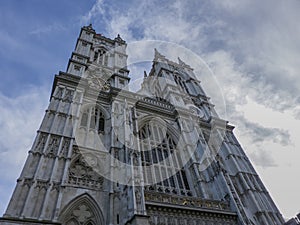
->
[144,191,230,211]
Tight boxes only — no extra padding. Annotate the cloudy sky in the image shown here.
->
[0,0,300,220]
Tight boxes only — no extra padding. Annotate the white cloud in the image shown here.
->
[84,0,299,154]
[85,0,300,218]
[81,0,105,25]
[29,23,67,36]
[0,87,47,163]
[0,86,49,215]
[214,0,300,113]
[249,149,278,168]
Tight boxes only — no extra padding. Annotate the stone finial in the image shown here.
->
[115,34,125,43]
[178,57,193,70]
[154,48,166,61]
[178,57,189,67]
[178,57,184,65]
[84,24,95,33]
[87,24,94,30]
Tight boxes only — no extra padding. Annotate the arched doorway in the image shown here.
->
[59,194,104,225]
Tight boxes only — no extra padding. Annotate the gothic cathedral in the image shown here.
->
[0,25,284,225]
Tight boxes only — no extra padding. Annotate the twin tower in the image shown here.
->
[0,25,284,225]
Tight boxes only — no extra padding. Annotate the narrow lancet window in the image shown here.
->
[80,106,105,133]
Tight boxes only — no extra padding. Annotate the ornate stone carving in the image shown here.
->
[63,89,74,103]
[23,178,34,187]
[86,68,111,92]
[135,188,143,214]
[178,218,185,225]
[157,216,166,225]
[72,204,93,223]
[45,135,60,157]
[149,216,155,225]
[68,153,104,190]
[168,217,176,225]
[36,180,50,190]
[147,204,237,225]
[60,194,103,225]
[144,191,230,211]
[51,181,61,191]
[35,133,47,153]
[60,138,70,158]
[55,87,64,98]
[74,92,81,103]
[66,219,79,225]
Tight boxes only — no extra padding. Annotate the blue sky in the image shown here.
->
[0,0,300,220]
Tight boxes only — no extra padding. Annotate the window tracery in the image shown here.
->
[139,121,191,196]
[80,106,105,134]
[173,73,187,92]
[45,135,60,157]
[60,194,103,225]
[66,218,79,225]
[67,148,104,190]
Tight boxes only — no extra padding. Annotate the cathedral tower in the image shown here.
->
[0,25,284,225]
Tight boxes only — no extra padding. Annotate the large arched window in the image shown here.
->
[139,121,191,196]
[80,106,105,133]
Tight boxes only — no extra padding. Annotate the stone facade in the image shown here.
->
[284,213,300,225]
[0,25,284,225]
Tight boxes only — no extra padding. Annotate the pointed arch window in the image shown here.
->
[173,73,186,90]
[139,121,192,196]
[80,106,105,133]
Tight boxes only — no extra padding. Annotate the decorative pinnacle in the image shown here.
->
[178,57,192,69]
[115,34,125,43]
[178,57,185,65]
[84,24,95,33]
[154,48,166,61]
